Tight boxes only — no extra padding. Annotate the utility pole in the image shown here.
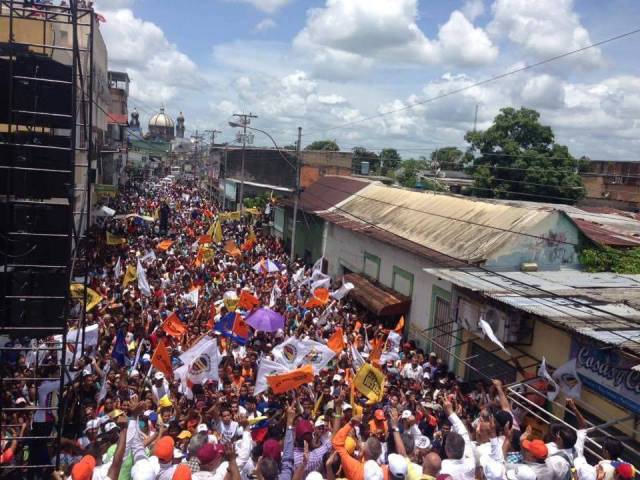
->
[473,104,479,132]
[290,127,302,262]
[205,129,222,146]
[232,112,257,213]
[203,129,221,200]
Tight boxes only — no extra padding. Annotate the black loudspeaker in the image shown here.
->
[1,298,66,331]
[0,202,70,235]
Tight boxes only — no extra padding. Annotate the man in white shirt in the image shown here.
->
[545,425,577,480]
[401,356,423,381]
[218,407,242,443]
[439,400,476,480]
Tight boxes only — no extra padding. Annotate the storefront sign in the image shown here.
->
[94,184,117,199]
[572,338,640,414]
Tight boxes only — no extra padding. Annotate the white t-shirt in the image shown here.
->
[34,381,59,423]
[193,461,229,480]
[218,421,241,442]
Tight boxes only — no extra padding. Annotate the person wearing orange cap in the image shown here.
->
[173,463,193,480]
[507,425,553,480]
[155,435,177,480]
[368,409,388,440]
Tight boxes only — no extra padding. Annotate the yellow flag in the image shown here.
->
[123,265,137,287]
[106,231,126,246]
[354,363,385,404]
[70,283,103,312]
[213,220,223,243]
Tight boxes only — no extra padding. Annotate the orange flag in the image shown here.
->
[393,316,405,333]
[241,238,256,252]
[304,288,330,309]
[151,341,173,379]
[157,239,174,251]
[238,290,260,311]
[369,341,383,366]
[224,240,241,257]
[232,314,251,339]
[267,364,314,394]
[198,234,212,244]
[327,327,345,353]
[162,312,186,338]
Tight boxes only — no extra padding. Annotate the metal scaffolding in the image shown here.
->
[0,0,94,473]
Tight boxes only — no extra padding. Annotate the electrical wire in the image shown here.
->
[301,27,640,137]
[297,181,640,347]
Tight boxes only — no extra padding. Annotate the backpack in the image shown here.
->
[550,451,578,480]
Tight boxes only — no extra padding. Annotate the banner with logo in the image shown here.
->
[255,358,290,395]
[267,364,314,394]
[300,339,336,374]
[571,338,640,414]
[272,337,312,369]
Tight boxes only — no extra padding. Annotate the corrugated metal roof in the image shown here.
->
[326,184,556,263]
[282,176,372,213]
[424,267,640,353]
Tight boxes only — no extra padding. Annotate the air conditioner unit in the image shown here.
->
[458,298,532,344]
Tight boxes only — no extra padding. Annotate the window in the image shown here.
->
[429,286,453,365]
[274,207,285,233]
[392,266,413,297]
[363,252,380,281]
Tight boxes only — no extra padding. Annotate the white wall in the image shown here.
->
[324,222,452,346]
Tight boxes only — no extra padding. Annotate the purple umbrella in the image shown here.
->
[245,308,285,333]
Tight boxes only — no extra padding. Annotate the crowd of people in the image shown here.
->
[0,178,636,480]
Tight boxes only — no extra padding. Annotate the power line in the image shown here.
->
[302,27,640,136]
[298,185,640,351]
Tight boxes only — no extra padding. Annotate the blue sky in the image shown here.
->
[97,0,640,160]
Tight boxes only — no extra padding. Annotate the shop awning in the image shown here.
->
[343,273,411,316]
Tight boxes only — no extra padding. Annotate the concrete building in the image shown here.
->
[580,161,640,211]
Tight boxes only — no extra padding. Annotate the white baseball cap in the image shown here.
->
[314,416,326,427]
[506,465,537,480]
[415,435,431,450]
[103,422,118,433]
[84,419,100,433]
[364,460,384,480]
[401,410,412,420]
[388,454,408,479]
[154,371,165,381]
[196,423,208,433]
[332,374,342,382]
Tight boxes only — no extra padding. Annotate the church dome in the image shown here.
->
[149,107,174,128]
[177,111,184,122]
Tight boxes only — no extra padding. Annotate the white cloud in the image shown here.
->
[230,0,292,13]
[254,18,276,33]
[94,0,134,9]
[488,0,603,67]
[461,0,485,21]
[293,0,497,79]
[99,9,204,106]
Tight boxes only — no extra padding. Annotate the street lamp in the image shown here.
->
[228,122,302,262]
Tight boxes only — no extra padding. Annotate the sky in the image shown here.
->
[95,0,640,160]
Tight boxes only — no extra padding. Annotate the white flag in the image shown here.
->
[114,257,122,278]
[552,358,582,398]
[255,358,289,395]
[351,343,365,370]
[311,275,331,292]
[137,259,151,297]
[186,338,220,385]
[292,267,306,284]
[479,317,509,355]
[141,250,156,263]
[300,339,336,374]
[331,282,354,301]
[182,288,199,306]
[97,363,111,403]
[54,324,100,365]
[272,337,312,369]
[312,257,324,274]
[269,285,281,308]
[539,357,560,401]
[387,331,402,353]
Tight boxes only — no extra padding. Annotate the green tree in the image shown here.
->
[379,148,402,175]
[304,140,340,151]
[283,144,297,150]
[465,107,585,204]
[352,146,379,174]
[396,158,427,188]
[430,147,471,170]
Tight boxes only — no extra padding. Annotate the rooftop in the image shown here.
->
[425,267,640,353]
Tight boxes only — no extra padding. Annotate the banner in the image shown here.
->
[137,259,151,297]
[157,239,174,251]
[267,364,314,394]
[539,357,560,401]
[255,358,290,394]
[327,327,345,353]
[272,337,312,369]
[300,339,336,374]
[224,240,241,257]
[331,282,354,301]
[181,287,199,306]
[186,338,220,385]
[114,257,122,278]
[162,312,186,338]
[106,231,127,246]
[479,317,509,355]
[354,363,385,403]
[141,250,157,263]
[151,341,173,379]
[70,284,103,312]
[238,290,260,311]
[123,265,137,287]
[552,358,582,399]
